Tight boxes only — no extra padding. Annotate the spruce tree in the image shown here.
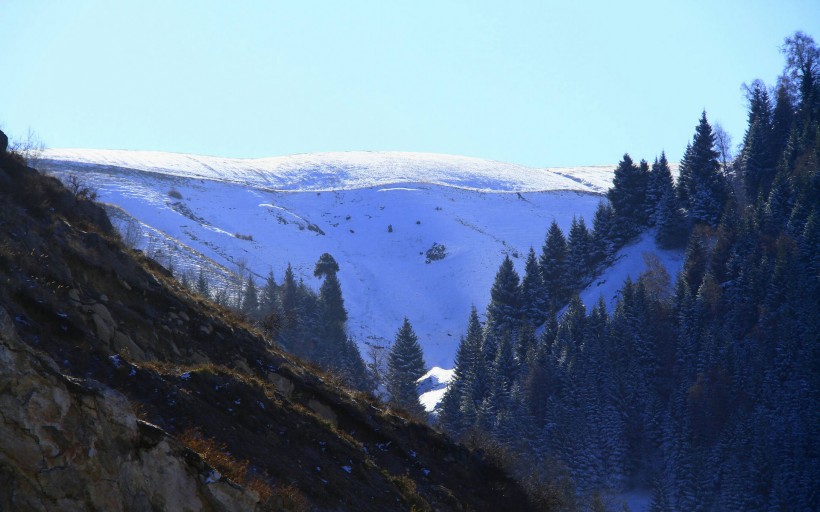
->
[540,220,568,310]
[519,247,548,326]
[655,184,688,249]
[741,81,776,202]
[647,152,674,225]
[280,264,299,330]
[241,275,260,319]
[677,111,729,226]
[607,153,649,242]
[259,270,278,318]
[386,318,426,416]
[566,216,592,290]
[591,201,616,266]
[486,255,522,338]
[196,267,210,298]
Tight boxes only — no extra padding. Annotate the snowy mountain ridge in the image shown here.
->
[42,148,615,193]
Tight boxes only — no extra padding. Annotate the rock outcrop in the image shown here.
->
[0,306,261,511]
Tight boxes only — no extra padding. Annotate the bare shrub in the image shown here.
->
[66,174,98,201]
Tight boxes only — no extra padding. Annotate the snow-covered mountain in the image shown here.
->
[39,149,680,374]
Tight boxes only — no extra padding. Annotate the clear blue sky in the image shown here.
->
[1,1,818,167]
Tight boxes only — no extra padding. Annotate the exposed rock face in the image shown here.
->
[0,129,7,155]
[0,307,260,511]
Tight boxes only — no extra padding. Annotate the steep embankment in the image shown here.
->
[0,148,542,510]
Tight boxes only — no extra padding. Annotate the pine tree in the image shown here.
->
[486,255,522,338]
[647,152,674,225]
[740,81,775,202]
[655,184,688,249]
[540,220,568,310]
[259,270,278,318]
[519,247,548,325]
[677,111,729,226]
[196,267,210,298]
[591,201,616,266]
[241,275,260,319]
[280,264,299,330]
[770,83,795,164]
[607,153,649,242]
[386,318,426,417]
[566,216,592,290]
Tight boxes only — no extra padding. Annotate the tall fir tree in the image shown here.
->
[607,153,649,242]
[677,111,729,226]
[740,80,776,202]
[519,247,548,326]
[566,216,593,290]
[591,201,616,266]
[196,267,210,298]
[647,152,674,226]
[540,220,568,310]
[241,275,260,319]
[386,318,426,417]
[485,255,522,338]
[259,270,278,318]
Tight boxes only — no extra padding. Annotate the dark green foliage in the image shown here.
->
[740,80,776,201]
[439,32,820,510]
[607,153,649,242]
[313,252,339,278]
[677,112,729,226]
[196,267,209,297]
[566,216,593,289]
[386,318,426,416]
[654,183,688,249]
[647,152,674,225]
[519,247,548,326]
[241,275,259,319]
[590,201,616,266]
[486,255,522,338]
[539,220,568,310]
[271,257,371,391]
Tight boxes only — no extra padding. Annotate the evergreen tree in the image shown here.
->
[519,247,548,325]
[770,82,795,164]
[566,216,592,289]
[740,80,776,202]
[386,318,426,417]
[259,270,278,317]
[540,220,568,310]
[607,153,649,242]
[196,267,210,298]
[241,275,260,319]
[591,201,616,266]
[677,111,729,226]
[280,264,299,330]
[647,152,674,225]
[655,184,688,249]
[486,255,522,337]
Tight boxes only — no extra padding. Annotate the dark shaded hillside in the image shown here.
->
[0,147,541,511]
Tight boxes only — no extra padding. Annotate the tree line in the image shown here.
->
[437,31,819,511]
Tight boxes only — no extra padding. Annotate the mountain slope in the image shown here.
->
[40,149,616,368]
[0,148,544,510]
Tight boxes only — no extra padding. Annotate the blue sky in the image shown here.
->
[1,1,818,167]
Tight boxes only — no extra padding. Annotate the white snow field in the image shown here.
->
[39,149,681,380]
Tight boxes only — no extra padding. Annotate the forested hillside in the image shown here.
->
[437,32,819,511]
